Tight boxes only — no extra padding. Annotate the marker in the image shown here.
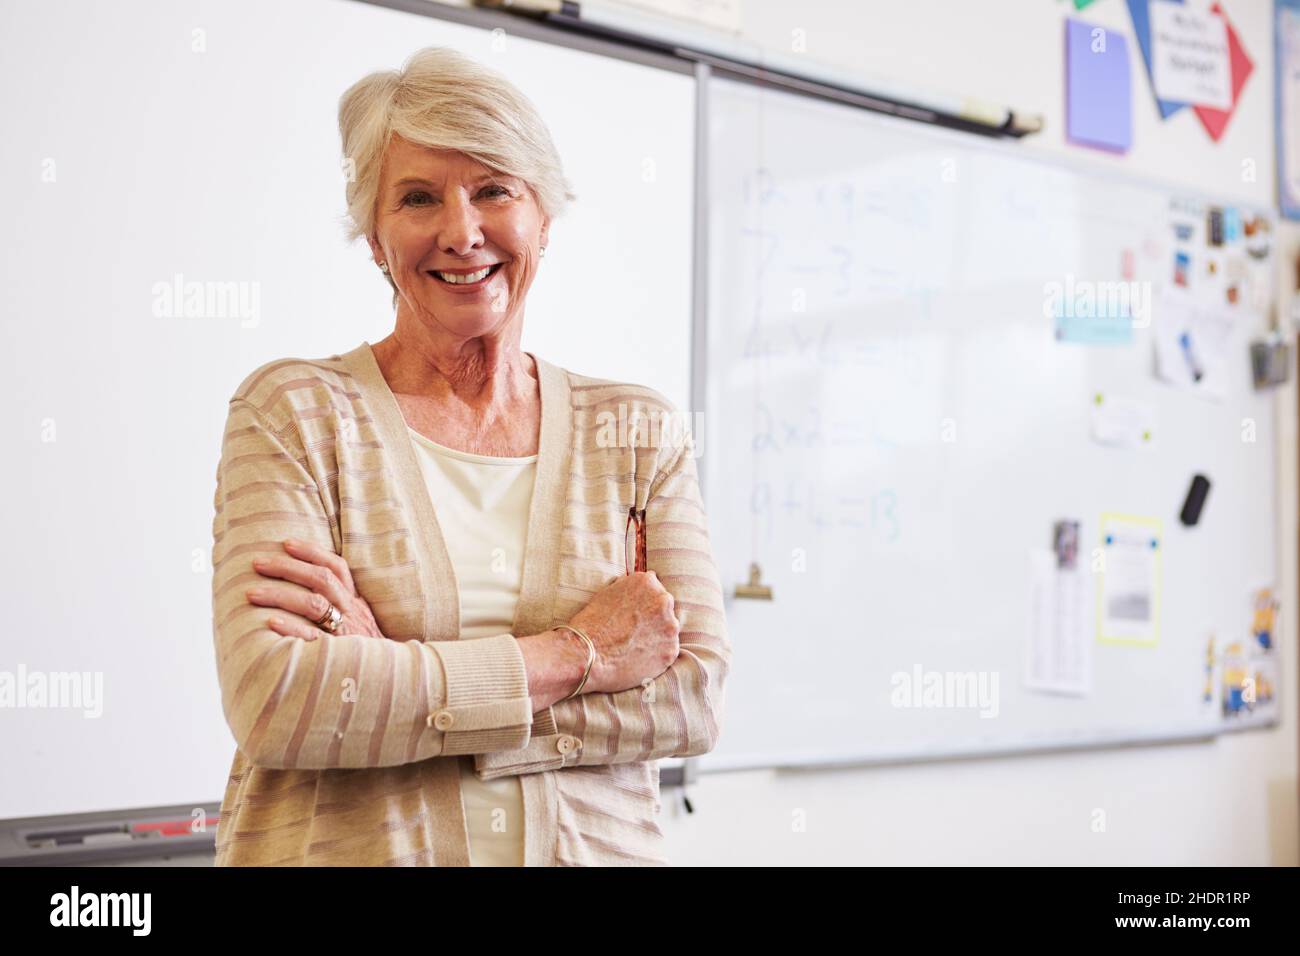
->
[132,817,217,838]
[1179,331,1204,382]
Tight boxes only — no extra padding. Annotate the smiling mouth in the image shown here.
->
[427,263,504,286]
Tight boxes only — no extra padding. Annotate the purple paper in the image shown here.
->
[1066,18,1133,153]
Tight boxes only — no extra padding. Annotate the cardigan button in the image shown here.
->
[430,711,454,731]
[556,735,580,754]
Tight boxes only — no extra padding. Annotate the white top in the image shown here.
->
[407,426,538,867]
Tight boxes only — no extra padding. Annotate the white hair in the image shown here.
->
[337,46,577,297]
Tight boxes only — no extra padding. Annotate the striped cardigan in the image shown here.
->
[210,341,730,865]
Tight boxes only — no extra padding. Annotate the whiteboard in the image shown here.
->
[699,75,1278,771]
[0,0,694,819]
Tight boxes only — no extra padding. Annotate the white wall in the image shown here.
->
[633,0,1297,865]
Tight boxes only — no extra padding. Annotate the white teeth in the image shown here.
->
[435,265,494,284]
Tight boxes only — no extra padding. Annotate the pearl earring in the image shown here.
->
[378,261,389,274]
[540,247,547,259]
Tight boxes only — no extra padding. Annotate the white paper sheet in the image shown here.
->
[1090,395,1155,448]
[1150,1,1233,109]
[1153,289,1234,401]
[1026,549,1091,695]
[1098,514,1162,646]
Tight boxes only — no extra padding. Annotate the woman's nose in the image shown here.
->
[436,192,484,255]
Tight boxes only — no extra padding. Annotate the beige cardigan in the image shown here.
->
[210,342,730,865]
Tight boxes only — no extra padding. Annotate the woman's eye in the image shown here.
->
[402,187,508,206]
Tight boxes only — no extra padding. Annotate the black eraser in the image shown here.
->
[1180,474,1211,526]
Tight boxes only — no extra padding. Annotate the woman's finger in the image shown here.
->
[246,583,339,627]
[251,552,350,608]
[283,538,357,593]
[265,614,326,642]
[250,541,386,641]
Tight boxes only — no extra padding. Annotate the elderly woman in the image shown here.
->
[209,47,729,867]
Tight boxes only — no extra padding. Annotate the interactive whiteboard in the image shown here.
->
[0,0,694,819]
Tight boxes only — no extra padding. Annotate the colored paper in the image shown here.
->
[1192,3,1253,142]
[1251,586,1278,652]
[1050,271,1139,344]
[1065,19,1133,152]
[1222,588,1278,723]
[1055,312,1135,344]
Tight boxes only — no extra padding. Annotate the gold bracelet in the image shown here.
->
[554,624,595,701]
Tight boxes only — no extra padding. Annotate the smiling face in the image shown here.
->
[368,134,549,340]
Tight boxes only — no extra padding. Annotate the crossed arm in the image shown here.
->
[474,434,731,780]
[212,398,539,768]
[212,398,730,772]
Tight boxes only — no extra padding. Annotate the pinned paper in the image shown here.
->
[1050,271,1138,344]
[1128,0,1252,139]
[1090,393,1155,447]
[1223,586,1280,722]
[1222,640,1249,716]
[1055,312,1135,344]
[1150,1,1232,109]
[1027,548,1091,695]
[1251,586,1278,652]
[1153,289,1233,401]
[1065,19,1133,152]
[1222,641,1276,719]
[1128,0,1187,118]
[1097,513,1162,647]
[1223,206,1241,241]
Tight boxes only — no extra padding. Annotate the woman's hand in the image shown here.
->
[564,570,681,695]
[245,538,384,641]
